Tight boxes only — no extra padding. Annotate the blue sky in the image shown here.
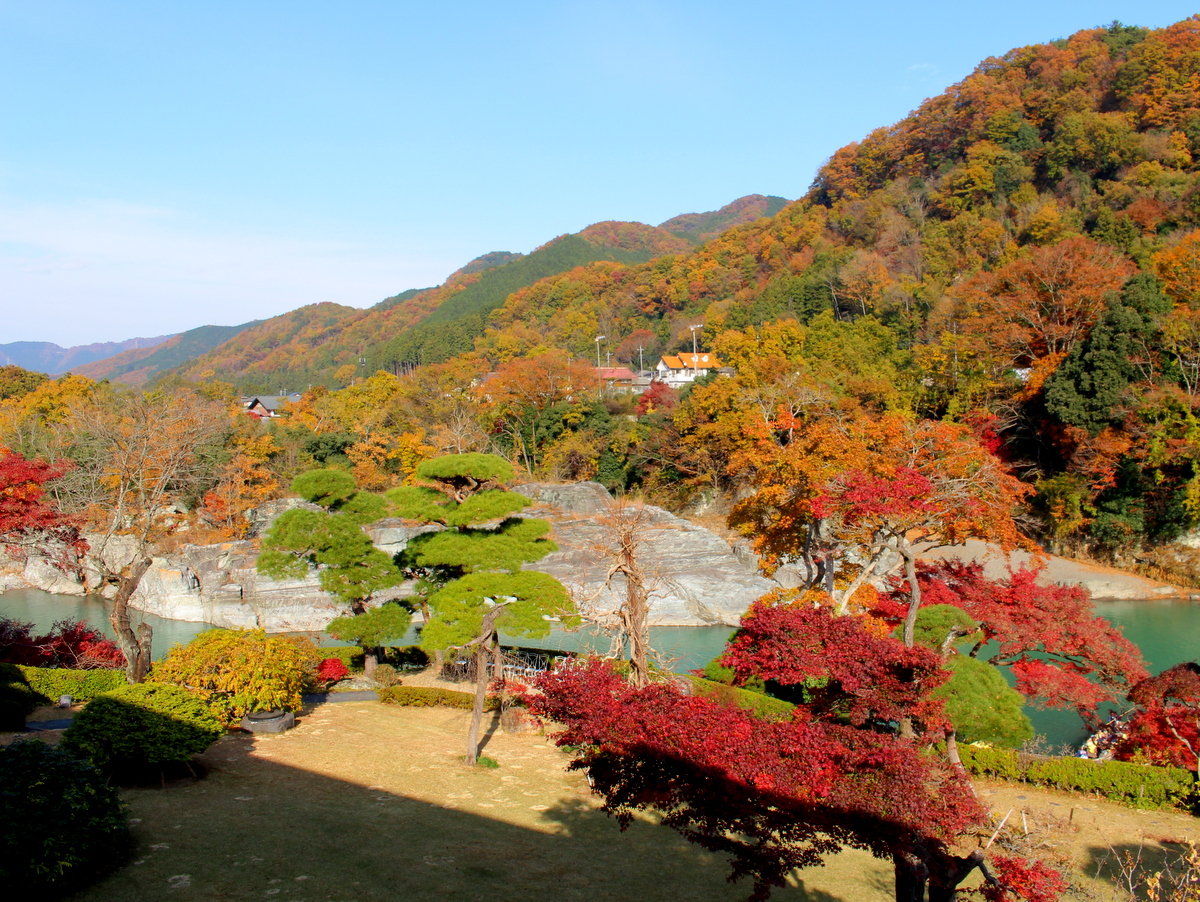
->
[2,2,1197,346]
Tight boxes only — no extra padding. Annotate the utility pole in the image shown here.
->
[689,324,704,376]
[637,345,645,374]
[595,335,606,400]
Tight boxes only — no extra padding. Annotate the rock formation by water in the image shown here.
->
[8,482,776,631]
[514,482,775,627]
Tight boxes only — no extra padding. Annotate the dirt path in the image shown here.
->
[976,779,1198,899]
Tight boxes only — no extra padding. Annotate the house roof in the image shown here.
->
[243,393,303,413]
[658,353,723,371]
[596,366,637,380]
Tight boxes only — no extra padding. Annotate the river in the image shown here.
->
[3,588,1197,748]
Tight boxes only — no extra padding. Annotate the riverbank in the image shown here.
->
[922,539,1190,602]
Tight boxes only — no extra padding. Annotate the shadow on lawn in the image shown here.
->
[1083,840,1197,900]
[67,721,873,902]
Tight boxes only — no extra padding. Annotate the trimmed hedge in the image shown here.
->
[378,685,499,711]
[0,662,38,730]
[17,666,127,703]
[960,745,1195,810]
[62,684,225,777]
[687,675,796,720]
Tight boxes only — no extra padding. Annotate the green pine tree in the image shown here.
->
[389,453,577,765]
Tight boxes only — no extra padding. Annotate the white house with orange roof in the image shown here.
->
[655,352,724,387]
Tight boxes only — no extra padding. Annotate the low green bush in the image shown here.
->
[957,744,1023,781]
[16,665,127,703]
[61,684,225,777]
[687,675,796,720]
[0,739,129,893]
[700,656,765,693]
[372,663,400,687]
[0,662,38,730]
[378,685,499,711]
[959,745,1195,810]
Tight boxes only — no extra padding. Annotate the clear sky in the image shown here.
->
[2,1,1197,346]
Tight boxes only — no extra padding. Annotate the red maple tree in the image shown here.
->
[1114,662,1200,773]
[0,450,86,569]
[531,606,1067,902]
[882,561,1147,726]
[721,599,949,732]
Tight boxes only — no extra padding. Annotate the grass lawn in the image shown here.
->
[13,694,1192,902]
[61,701,895,902]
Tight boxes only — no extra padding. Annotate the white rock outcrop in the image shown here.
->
[13,482,781,631]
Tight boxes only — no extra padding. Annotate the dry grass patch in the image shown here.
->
[4,697,1195,901]
[65,701,892,902]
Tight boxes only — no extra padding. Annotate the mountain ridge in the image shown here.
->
[0,336,173,374]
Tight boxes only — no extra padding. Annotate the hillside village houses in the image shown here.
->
[241,354,727,415]
[655,352,725,388]
[241,393,303,420]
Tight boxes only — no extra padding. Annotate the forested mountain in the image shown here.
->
[169,208,758,391]
[658,194,790,242]
[27,16,1200,566]
[73,322,261,385]
[450,17,1200,562]
[0,336,172,374]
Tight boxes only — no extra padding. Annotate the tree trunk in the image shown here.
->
[901,547,922,649]
[623,566,650,689]
[492,640,504,687]
[607,506,650,688]
[465,606,506,766]
[893,848,983,902]
[945,730,974,787]
[892,853,926,902]
[363,647,378,678]
[927,850,985,902]
[110,557,154,683]
[465,640,491,766]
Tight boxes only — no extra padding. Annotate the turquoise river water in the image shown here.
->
[4,587,1197,749]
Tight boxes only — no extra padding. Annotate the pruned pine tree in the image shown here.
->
[258,469,403,676]
[390,453,576,765]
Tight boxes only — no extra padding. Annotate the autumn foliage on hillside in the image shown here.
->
[16,18,1200,564]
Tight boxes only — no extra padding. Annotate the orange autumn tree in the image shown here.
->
[481,351,598,472]
[957,236,1136,374]
[201,434,280,537]
[730,410,1031,624]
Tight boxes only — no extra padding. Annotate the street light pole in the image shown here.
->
[689,324,704,376]
[595,335,605,368]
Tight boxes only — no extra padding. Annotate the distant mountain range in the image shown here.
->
[18,194,787,390]
[72,322,263,384]
[0,336,173,374]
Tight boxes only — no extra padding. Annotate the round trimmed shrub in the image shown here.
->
[150,628,319,727]
[372,663,399,687]
[0,661,38,730]
[61,683,224,776]
[0,739,129,892]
